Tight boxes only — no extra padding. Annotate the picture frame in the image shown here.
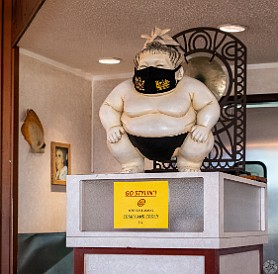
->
[51,142,71,185]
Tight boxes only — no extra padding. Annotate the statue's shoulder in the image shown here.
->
[179,75,209,91]
[179,75,203,86]
[107,79,133,98]
[112,78,133,92]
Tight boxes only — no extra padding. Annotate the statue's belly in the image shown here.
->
[121,110,196,138]
[124,90,191,118]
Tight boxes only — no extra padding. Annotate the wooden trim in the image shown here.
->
[74,247,221,256]
[227,93,278,105]
[205,250,219,274]
[259,245,264,274]
[12,46,19,273]
[246,93,278,104]
[12,0,46,46]
[1,1,14,272]
[1,0,43,272]
[74,248,86,274]
[1,1,13,271]
[0,0,3,269]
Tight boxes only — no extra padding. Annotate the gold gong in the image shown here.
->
[183,56,227,100]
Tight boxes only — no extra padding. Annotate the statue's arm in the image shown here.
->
[99,82,127,143]
[189,81,221,142]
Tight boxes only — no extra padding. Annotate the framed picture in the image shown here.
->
[51,142,71,185]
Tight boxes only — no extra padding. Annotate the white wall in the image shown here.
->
[19,53,92,233]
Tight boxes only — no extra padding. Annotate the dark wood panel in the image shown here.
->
[12,46,20,274]
[246,93,278,103]
[12,0,46,46]
[74,248,85,274]
[1,1,14,272]
[228,93,278,104]
[1,0,42,272]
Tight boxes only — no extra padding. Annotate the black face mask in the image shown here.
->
[133,65,181,95]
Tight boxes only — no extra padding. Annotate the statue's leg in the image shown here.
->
[107,133,144,173]
[176,131,214,172]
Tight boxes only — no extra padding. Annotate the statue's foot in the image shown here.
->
[121,165,144,173]
[178,166,200,172]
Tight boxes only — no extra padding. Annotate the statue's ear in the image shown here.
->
[175,66,184,81]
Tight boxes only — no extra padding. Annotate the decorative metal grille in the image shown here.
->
[153,27,247,173]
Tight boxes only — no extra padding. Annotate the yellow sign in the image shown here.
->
[114,181,168,229]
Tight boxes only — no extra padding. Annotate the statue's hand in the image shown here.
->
[107,126,125,143]
[191,125,210,143]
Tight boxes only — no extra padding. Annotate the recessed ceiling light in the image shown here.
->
[98,57,121,64]
[218,24,246,33]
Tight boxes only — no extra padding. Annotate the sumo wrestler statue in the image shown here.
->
[99,27,220,173]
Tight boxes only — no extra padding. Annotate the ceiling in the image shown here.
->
[18,0,278,77]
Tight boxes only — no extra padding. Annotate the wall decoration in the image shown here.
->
[51,142,71,185]
[21,109,46,153]
[153,27,247,173]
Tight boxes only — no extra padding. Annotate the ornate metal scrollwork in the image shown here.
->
[153,27,247,173]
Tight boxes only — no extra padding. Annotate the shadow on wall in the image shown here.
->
[18,232,73,274]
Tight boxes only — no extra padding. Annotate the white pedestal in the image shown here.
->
[66,172,268,274]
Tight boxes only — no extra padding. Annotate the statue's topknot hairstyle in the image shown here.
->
[134,27,184,68]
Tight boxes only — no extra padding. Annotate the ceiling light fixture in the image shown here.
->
[218,24,246,33]
[98,57,121,65]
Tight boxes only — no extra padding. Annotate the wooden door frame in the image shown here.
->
[1,1,45,273]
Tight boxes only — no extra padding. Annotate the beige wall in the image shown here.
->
[247,65,278,95]
[92,78,127,173]
[19,54,92,233]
